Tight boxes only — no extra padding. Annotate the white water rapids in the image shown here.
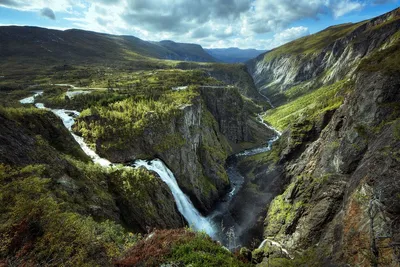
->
[236,113,281,157]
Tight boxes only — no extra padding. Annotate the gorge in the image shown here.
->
[1,5,400,267]
[19,84,282,249]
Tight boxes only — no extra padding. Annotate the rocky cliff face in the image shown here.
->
[176,62,264,101]
[257,71,400,265]
[200,86,274,153]
[247,8,400,106]
[247,8,400,266]
[89,86,274,213]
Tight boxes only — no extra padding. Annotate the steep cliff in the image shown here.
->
[176,62,265,101]
[247,8,400,266]
[74,86,274,212]
[256,70,400,266]
[247,8,400,106]
[0,107,184,233]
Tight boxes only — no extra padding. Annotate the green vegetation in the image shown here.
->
[264,246,330,267]
[0,163,139,266]
[265,193,304,235]
[74,86,199,151]
[238,136,286,179]
[0,106,89,162]
[116,229,250,266]
[168,232,249,266]
[0,106,188,266]
[394,119,400,141]
[358,39,400,75]
[264,79,351,131]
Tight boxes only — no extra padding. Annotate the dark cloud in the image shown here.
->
[40,7,56,20]
[96,17,109,26]
[0,0,21,7]
[190,27,212,39]
[121,0,250,34]
[247,0,330,34]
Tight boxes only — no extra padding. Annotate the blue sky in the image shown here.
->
[0,0,398,49]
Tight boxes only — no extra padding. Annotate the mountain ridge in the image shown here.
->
[247,7,400,106]
[0,25,216,64]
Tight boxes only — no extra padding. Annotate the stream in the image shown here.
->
[19,89,281,250]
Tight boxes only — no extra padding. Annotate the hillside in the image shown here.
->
[0,26,268,102]
[0,68,268,266]
[1,5,400,267]
[247,7,400,106]
[205,48,266,63]
[239,7,400,266]
[0,26,215,67]
[157,40,216,62]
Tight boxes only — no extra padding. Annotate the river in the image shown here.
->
[19,89,281,249]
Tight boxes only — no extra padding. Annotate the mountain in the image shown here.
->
[205,47,266,63]
[239,7,400,265]
[247,7,400,106]
[1,6,400,267]
[157,40,216,62]
[0,26,215,66]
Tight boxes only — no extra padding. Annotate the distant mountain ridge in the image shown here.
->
[0,26,216,65]
[156,40,216,62]
[205,47,266,63]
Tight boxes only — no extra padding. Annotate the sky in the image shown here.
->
[0,0,398,50]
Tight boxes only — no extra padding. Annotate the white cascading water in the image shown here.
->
[34,102,112,167]
[21,92,215,237]
[20,89,281,246]
[134,159,215,237]
[19,91,43,104]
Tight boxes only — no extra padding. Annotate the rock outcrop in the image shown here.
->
[85,86,274,213]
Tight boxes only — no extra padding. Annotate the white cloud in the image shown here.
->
[331,0,364,18]
[0,0,389,48]
[273,26,310,45]
[0,0,79,12]
[204,26,310,50]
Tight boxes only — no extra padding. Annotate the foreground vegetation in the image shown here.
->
[0,105,248,266]
[116,229,250,266]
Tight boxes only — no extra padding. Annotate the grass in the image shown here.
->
[357,39,400,75]
[263,79,351,131]
[115,229,250,266]
[0,162,140,266]
[73,86,199,151]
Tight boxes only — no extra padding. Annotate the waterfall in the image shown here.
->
[35,103,112,167]
[19,91,43,104]
[134,159,215,237]
[21,93,215,237]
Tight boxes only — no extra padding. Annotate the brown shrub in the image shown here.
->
[115,229,195,267]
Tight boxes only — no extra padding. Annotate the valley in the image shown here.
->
[0,6,400,267]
